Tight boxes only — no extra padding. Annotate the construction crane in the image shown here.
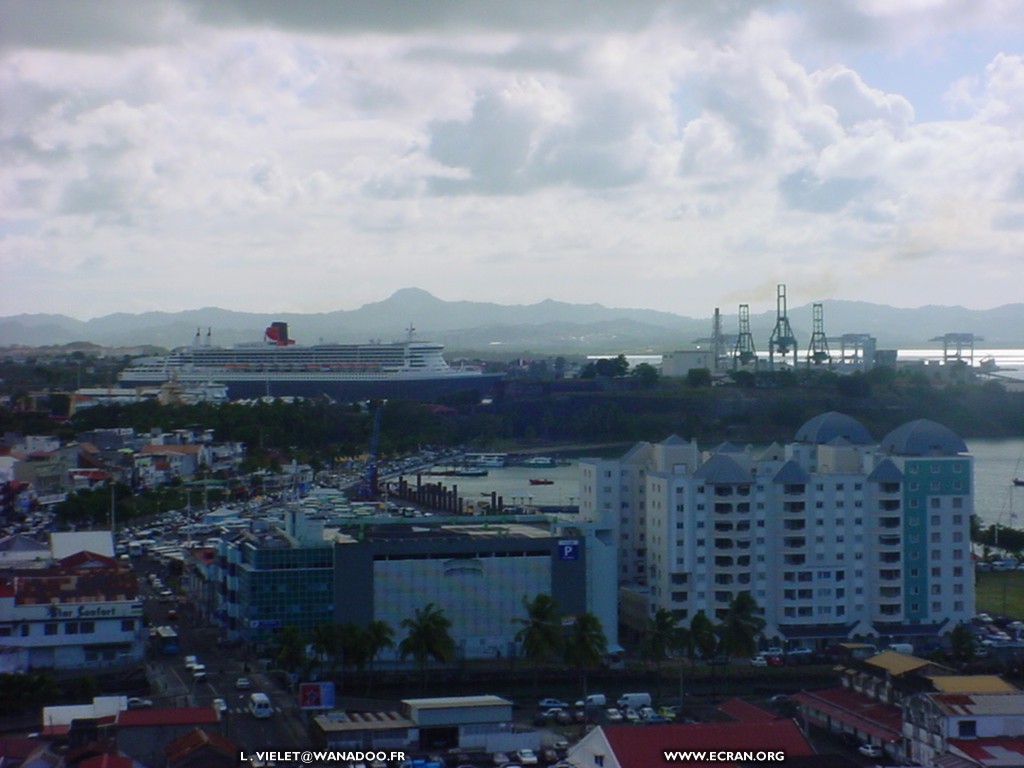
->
[733,304,757,368]
[806,303,831,367]
[768,284,798,370]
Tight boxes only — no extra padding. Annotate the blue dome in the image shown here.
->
[794,412,873,445]
[880,419,967,457]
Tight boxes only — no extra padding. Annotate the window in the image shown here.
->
[20,625,29,637]
[958,720,977,738]
[121,619,135,632]
[594,755,605,767]
[45,623,58,636]
[66,623,79,635]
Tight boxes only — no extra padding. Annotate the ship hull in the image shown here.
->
[118,372,504,402]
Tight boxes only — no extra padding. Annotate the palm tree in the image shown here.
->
[564,612,607,697]
[275,626,306,673]
[336,622,369,691]
[689,610,717,663]
[400,603,455,689]
[309,623,340,676]
[512,594,563,691]
[641,608,678,698]
[363,619,395,693]
[718,592,766,660]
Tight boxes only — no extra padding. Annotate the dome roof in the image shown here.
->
[880,419,967,457]
[794,412,873,445]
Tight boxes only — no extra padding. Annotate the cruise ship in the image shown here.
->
[118,322,503,402]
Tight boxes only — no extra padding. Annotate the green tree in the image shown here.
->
[513,594,563,691]
[631,363,660,386]
[363,619,395,692]
[689,611,717,662]
[950,622,976,663]
[686,368,712,388]
[275,626,306,673]
[564,612,607,695]
[641,608,679,698]
[400,603,455,688]
[309,624,340,675]
[717,592,766,660]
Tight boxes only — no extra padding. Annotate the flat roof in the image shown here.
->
[314,710,414,733]
[403,695,512,710]
[928,676,1019,694]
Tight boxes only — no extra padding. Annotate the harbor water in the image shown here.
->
[399,439,1024,527]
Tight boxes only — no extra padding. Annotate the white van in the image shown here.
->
[617,692,652,710]
[248,692,273,719]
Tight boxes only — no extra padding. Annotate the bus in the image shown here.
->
[150,625,180,655]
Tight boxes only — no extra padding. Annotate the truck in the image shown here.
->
[616,692,652,710]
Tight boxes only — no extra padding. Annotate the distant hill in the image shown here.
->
[2,287,1022,354]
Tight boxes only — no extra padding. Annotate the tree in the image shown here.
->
[309,624,340,675]
[513,594,563,691]
[950,622,976,663]
[399,603,455,688]
[718,592,766,660]
[641,608,679,698]
[689,611,717,662]
[631,363,660,387]
[363,619,395,692]
[686,368,712,388]
[564,612,607,695]
[275,626,306,673]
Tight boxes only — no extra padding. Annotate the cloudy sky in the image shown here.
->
[3,1,1023,321]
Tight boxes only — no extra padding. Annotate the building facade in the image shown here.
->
[580,413,975,647]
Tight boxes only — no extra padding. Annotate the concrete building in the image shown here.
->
[209,513,617,658]
[0,551,144,673]
[580,413,975,648]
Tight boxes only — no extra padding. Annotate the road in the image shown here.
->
[138,555,310,752]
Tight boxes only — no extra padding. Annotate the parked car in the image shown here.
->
[515,749,539,765]
[538,698,569,709]
[858,743,883,758]
[212,698,227,713]
[750,655,768,667]
[492,752,510,766]
[126,697,153,709]
[605,707,624,722]
[235,677,253,690]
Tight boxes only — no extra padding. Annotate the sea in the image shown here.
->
[424,438,1024,528]
[601,349,1024,383]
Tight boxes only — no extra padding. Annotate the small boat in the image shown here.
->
[1014,478,1024,487]
[529,478,554,486]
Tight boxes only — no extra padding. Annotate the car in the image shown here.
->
[235,677,253,690]
[605,707,624,722]
[538,698,569,709]
[166,609,178,620]
[126,697,153,709]
[765,647,784,656]
[644,715,670,724]
[858,743,883,758]
[750,655,768,667]
[514,749,539,765]
[492,752,510,766]
[766,654,785,667]
[623,708,640,723]
[657,705,679,720]
[638,705,656,720]
[212,697,227,713]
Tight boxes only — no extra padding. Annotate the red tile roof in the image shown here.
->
[792,687,902,742]
[79,754,133,768]
[117,707,219,728]
[602,721,813,768]
[717,698,782,723]
[166,727,237,764]
[949,737,1024,765]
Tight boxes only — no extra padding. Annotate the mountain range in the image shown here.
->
[2,287,1022,355]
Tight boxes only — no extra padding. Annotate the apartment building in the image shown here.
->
[580,412,974,647]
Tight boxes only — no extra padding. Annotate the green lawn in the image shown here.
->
[975,570,1024,618]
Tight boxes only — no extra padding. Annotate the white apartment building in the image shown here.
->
[580,412,975,647]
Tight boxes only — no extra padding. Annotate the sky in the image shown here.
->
[2,0,1024,321]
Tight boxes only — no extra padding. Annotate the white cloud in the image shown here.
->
[2,0,1024,319]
